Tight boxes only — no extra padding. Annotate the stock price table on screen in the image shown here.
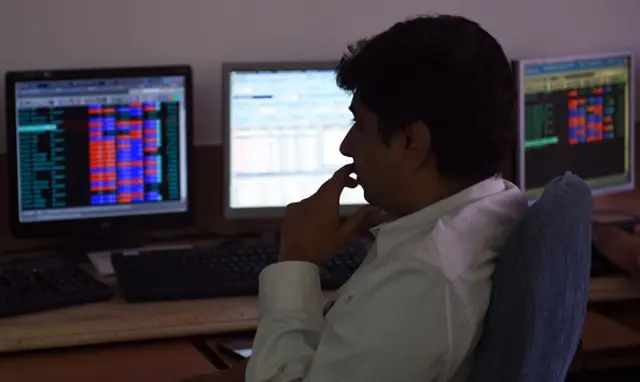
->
[522,57,630,191]
[524,85,627,148]
[17,101,181,211]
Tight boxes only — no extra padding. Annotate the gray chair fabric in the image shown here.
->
[467,172,592,382]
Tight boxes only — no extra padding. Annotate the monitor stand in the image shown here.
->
[59,224,140,261]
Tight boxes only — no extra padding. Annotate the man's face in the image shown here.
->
[339,94,405,208]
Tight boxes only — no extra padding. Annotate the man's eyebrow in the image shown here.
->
[348,105,355,114]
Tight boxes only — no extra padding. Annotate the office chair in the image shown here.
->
[467,172,592,382]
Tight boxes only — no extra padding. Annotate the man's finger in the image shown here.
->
[344,176,358,189]
[337,205,388,241]
[318,164,356,199]
[333,163,355,178]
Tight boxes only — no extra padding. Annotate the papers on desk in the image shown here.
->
[87,244,193,276]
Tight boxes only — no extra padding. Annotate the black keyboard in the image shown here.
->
[0,256,113,318]
[112,244,367,302]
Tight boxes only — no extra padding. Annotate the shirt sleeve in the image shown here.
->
[246,258,465,382]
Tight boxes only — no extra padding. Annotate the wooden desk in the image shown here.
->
[578,305,640,370]
[2,308,639,382]
[0,341,217,382]
[582,311,640,352]
[0,295,258,353]
[0,275,636,354]
[589,276,640,302]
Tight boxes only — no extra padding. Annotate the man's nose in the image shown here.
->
[340,129,354,157]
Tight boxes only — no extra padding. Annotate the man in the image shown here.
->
[206,14,527,382]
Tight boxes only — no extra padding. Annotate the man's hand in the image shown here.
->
[279,164,388,265]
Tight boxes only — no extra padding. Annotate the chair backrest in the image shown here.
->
[466,172,592,382]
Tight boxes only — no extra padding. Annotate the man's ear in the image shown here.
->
[404,121,431,165]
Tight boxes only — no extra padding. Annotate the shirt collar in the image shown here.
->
[369,177,510,257]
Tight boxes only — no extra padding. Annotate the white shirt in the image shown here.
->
[246,177,527,382]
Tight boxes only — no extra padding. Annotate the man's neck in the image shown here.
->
[392,177,481,217]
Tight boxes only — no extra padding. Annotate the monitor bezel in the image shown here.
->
[5,65,195,239]
[513,51,635,199]
[221,61,363,219]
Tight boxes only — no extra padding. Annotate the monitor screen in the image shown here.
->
[11,73,189,223]
[225,65,366,218]
[516,53,634,199]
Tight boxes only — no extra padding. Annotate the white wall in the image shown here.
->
[0,0,638,152]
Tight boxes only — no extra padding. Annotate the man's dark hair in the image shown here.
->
[336,15,516,181]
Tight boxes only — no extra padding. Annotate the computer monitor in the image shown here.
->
[5,65,193,243]
[513,52,635,200]
[222,62,366,219]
